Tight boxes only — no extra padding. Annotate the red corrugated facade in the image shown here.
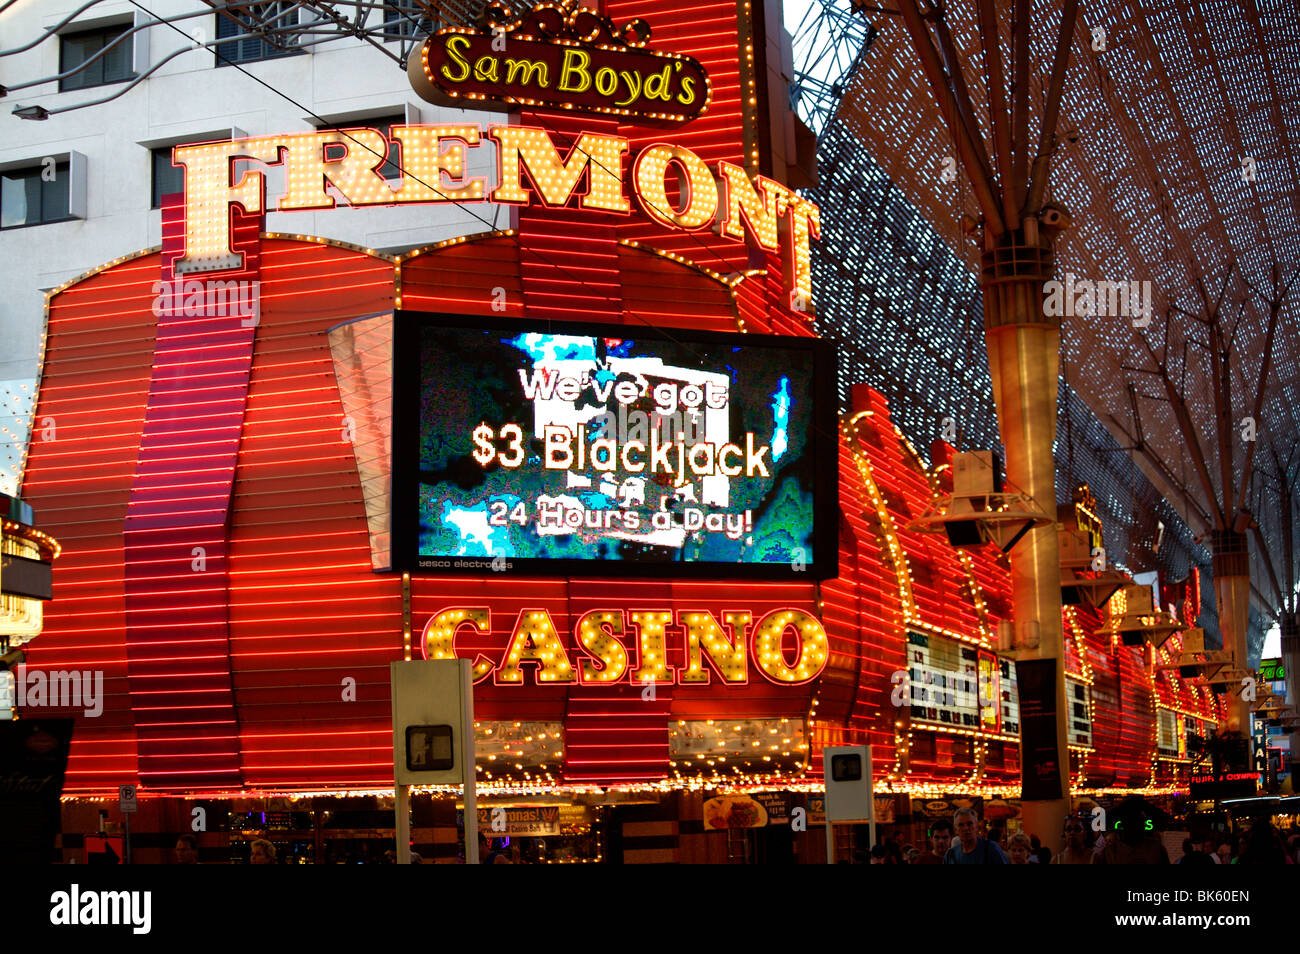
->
[15,0,1221,805]
[21,233,1221,797]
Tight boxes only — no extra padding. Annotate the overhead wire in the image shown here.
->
[98,1,851,558]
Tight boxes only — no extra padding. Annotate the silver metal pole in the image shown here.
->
[395,783,410,864]
[462,660,479,864]
[866,744,876,851]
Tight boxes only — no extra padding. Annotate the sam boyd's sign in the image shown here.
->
[415,0,710,125]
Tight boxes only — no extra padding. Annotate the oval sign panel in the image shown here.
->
[417,1,711,125]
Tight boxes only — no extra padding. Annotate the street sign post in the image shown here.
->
[822,744,874,863]
[390,659,477,863]
[118,784,136,864]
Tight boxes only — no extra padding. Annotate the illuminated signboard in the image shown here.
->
[977,652,1000,733]
[474,805,561,836]
[1156,708,1181,757]
[1067,678,1092,747]
[906,631,977,726]
[392,312,837,578]
[419,605,830,686]
[998,657,1020,735]
[415,1,711,125]
[906,632,1022,736]
[171,126,820,300]
[1188,771,1257,801]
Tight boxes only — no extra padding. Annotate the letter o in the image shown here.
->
[594,67,618,97]
[632,143,718,230]
[752,608,828,684]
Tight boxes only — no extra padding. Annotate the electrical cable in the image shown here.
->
[125,0,856,490]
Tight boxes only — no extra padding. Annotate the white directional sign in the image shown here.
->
[822,745,873,822]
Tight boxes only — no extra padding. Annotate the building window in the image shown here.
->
[316,114,405,181]
[59,23,134,92]
[382,0,434,39]
[151,147,186,208]
[1067,678,1093,747]
[216,2,301,66]
[1,163,71,229]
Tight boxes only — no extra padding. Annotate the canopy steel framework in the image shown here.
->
[792,0,1300,640]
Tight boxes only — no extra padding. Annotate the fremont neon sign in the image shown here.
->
[420,606,829,686]
[172,124,820,301]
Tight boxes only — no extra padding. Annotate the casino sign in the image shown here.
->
[411,0,712,124]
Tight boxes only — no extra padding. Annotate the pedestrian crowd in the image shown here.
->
[866,804,1300,864]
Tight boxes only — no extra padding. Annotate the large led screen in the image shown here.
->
[392,312,837,578]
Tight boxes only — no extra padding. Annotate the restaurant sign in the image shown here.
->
[416,1,710,125]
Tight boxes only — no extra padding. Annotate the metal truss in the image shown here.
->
[786,0,880,139]
[793,0,1300,636]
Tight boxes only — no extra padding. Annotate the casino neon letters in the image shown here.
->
[420,606,829,686]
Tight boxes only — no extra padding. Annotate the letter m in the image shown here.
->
[51,670,79,707]
[1095,280,1126,317]
[505,58,547,86]
[102,892,130,923]
[207,280,238,314]
[488,126,628,212]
